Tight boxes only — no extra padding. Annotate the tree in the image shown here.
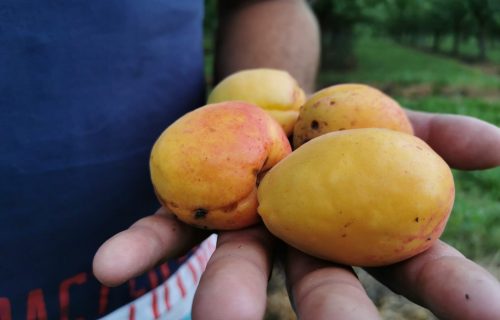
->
[466,0,494,61]
[447,0,468,56]
[383,0,427,46]
[423,1,452,52]
[313,0,384,70]
[313,0,364,69]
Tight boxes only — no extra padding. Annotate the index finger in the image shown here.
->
[93,207,209,287]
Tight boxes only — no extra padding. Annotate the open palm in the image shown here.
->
[94,110,500,320]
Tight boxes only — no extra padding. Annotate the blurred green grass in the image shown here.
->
[448,169,500,257]
[318,37,500,90]
[319,36,500,260]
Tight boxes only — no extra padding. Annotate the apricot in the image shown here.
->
[207,68,306,136]
[150,101,291,230]
[258,128,455,267]
[293,83,413,148]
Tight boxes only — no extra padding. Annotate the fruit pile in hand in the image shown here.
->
[149,68,455,267]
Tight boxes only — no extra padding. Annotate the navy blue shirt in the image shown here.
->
[0,1,206,318]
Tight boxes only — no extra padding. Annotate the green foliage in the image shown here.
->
[312,0,371,69]
[312,0,500,65]
[203,0,217,34]
[203,0,218,85]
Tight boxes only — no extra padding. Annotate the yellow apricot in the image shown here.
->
[208,68,306,136]
[258,128,454,267]
[150,101,291,230]
[293,83,413,148]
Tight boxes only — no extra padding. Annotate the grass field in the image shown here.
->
[319,36,500,260]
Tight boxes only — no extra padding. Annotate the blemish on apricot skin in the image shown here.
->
[221,202,238,213]
[341,233,347,238]
[330,100,335,106]
[415,217,419,223]
[194,208,208,219]
[311,120,319,130]
[465,293,470,300]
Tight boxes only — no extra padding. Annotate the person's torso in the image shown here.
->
[0,1,206,318]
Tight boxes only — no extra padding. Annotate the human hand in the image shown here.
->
[93,110,500,319]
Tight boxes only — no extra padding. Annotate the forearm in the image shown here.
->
[215,0,320,93]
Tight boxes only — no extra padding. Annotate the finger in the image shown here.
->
[93,207,208,287]
[192,226,275,320]
[406,109,500,169]
[368,241,500,320]
[286,247,380,320]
